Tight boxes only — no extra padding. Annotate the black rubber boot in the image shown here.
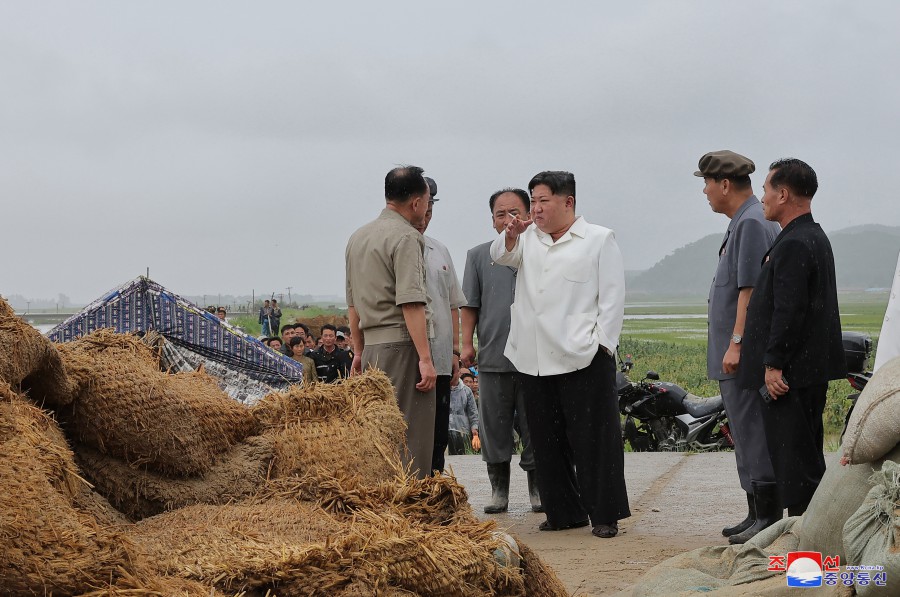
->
[728,483,782,545]
[526,469,544,513]
[484,462,510,514]
[722,492,756,537]
[787,495,812,517]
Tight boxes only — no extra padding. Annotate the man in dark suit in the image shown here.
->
[739,158,846,536]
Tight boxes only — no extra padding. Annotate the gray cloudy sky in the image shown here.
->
[3,1,899,303]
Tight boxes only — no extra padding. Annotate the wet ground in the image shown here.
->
[446,452,746,596]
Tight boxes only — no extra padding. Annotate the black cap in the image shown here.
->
[424,176,439,202]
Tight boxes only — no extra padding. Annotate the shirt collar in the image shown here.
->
[379,207,414,227]
[534,215,586,245]
[731,195,759,224]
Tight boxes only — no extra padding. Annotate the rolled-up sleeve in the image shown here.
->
[490,229,523,268]
[393,233,427,306]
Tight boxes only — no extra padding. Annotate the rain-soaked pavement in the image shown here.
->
[446,452,750,595]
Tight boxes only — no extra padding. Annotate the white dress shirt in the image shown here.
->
[490,215,625,376]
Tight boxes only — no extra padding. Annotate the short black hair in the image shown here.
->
[385,166,428,203]
[337,325,351,334]
[296,323,310,335]
[281,323,295,335]
[768,158,818,199]
[460,371,474,380]
[289,335,305,347]
[216,307,226,314]
[709,174,752,191]
[265,337,281,346]
[528,171,576,199]
[489,188,530,214]
[321,323,337,335]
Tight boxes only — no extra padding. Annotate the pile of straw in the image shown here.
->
[253,370,407,484]
[0,298,71,405]
[0,318,570,596]
[0,381,135,594]
[128,499,522,596]
[58,329,259,477]
[73,435,275,520]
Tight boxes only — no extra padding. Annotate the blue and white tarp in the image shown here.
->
[47,277,304,390]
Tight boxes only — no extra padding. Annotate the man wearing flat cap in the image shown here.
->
[697,150,780,544]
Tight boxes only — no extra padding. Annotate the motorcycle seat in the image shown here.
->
[681,393,723,418]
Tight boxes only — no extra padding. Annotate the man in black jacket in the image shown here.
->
[739,158,845,531]
[311,324,352,383]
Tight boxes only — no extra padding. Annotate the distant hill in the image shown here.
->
[629,224,900,297]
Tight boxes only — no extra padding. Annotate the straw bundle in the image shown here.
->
[126,500,523,596]
[57,329,259,477]
[0,297,72,405]
[515,540,570,597]
[0,381,135,594]
[73,435,275,520]
[75,573,227,597]
[253,370,407,484]
[259,467,475,527]
[127,499,343,592]
[296,314,350,334]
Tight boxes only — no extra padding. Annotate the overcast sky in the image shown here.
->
[3,1,899,303]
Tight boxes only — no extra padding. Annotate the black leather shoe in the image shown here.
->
[538,519,589,531]
[591,523,619,538]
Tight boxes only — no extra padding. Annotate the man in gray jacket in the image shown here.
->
[697,150,780,544]
[461,188,541,514]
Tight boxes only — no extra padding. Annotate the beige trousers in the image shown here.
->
[363,341,436,479]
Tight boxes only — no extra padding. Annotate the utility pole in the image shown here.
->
[286,286,293,305]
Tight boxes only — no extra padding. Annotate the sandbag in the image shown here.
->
[58,329,259,476]
[842,461,900,596]
[626,517,803,596]
[842,356,900,464]
[799,444,900,561]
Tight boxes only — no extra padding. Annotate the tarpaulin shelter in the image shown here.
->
[47,277,303,403]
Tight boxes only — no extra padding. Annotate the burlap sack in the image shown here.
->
[843,356,900,464]
[842,461,900,596]
[798,444,900,561]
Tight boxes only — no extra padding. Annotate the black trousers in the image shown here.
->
[431,375,452,474]
[521,351,631,527]
[760,382,828,508]
[447,430,471,455]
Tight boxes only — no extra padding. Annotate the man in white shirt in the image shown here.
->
[490,170,629,539]
[417,177,466,474]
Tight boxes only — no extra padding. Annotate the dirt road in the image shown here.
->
[446,452,746,596]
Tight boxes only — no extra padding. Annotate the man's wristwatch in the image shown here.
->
[731,334,742,344]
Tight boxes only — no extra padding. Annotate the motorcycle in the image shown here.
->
[617,354,734,452]
[841,331,873,440]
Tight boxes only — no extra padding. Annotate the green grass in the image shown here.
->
[230,306,348,337]
[619,295,888,450]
